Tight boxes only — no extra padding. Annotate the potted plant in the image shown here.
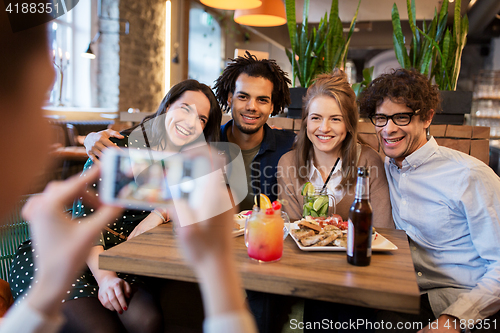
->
[352,66,374,98]
[392,0,470,124]
[284,0,360,117]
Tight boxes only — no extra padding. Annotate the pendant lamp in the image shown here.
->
[234,0,287,27]
[200,0,262,10]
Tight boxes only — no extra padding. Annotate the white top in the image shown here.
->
[308,159,345,208]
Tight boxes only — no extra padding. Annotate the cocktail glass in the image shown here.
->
[302,187,336,218]
[244,208,290,262]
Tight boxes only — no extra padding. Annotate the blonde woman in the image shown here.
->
[277,70,393,228]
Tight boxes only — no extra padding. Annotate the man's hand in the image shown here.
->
[23,166,123,318]
[97,274,131,314]
[84,129,124,162]
[419,315,462,333]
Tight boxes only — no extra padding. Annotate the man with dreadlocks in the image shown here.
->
[84,52,298,333]
[85,52,296,209]
[213,51,295,210]
[211,52,297,333]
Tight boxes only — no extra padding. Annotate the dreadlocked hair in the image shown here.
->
[213,51,291,116]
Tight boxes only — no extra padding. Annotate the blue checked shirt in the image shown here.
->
[385,137,500,322]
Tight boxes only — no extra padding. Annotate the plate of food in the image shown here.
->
[233,210,252,237]
[290,216,398,252]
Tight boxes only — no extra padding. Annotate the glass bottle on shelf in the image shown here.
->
[470,70,500,139]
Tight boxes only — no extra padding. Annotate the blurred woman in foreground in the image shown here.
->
[0,7,256,333]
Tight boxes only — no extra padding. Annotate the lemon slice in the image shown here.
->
[318,202,329,216]
[254,193,272,209]
[301,182,315,196]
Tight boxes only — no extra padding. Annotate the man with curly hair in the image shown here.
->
[359,68,500,333]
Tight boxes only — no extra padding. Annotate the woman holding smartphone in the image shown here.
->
[11,79,222,333]
[277,70,393,227]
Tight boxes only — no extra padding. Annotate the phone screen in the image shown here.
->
[113,154,171,204]
[101,149,188,209]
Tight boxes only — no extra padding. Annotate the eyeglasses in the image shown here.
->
[369,110,420,127]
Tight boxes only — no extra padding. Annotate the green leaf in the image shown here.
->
[363,66,374,83]
[340,0,361,69]
[450,14,468,90]
[392,3,410,69]
[418,26,450,89]
[303,0,310,31]
[438,0,448,25]
[454,0,461,40]
[352,83,362,97]
[285,0,296,52]
[330,0,338,28]
[442,29,451,67]
[407,0,417,33]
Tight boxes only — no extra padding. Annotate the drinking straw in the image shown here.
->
[320,157,340,194]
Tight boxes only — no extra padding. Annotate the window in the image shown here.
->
[47,1,92,108]
[188,4,222,87]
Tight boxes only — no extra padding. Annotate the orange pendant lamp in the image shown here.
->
[200,0,262,10]
[234,0,287,27]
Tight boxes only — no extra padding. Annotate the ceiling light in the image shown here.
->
[200,0,261,10]
[234,0,286,27]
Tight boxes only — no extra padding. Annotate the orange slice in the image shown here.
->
[254,193,272,209]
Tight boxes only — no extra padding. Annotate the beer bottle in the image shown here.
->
[347,166,373,266]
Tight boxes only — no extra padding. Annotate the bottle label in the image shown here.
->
[367,226,372,257]
[347,219,354,257]
[355,177,369,200]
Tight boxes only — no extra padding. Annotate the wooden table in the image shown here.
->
[100,224,420,314]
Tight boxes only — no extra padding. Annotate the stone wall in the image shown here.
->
[97,0,120,108]
[118,0,166,112]
[97,0,166,112]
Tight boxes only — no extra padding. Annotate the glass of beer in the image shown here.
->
[244,207,290,262]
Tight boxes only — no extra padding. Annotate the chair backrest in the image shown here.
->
[357,121,491,165]
[221,114,298,132]
[66,123,78,147]
[220,115,491,165]
[0,195,32,281]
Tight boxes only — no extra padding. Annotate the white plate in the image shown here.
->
[233,210,251,237]
[290,223,398,252]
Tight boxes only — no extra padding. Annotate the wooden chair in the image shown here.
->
[0,195,32,282]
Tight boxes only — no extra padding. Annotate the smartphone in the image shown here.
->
[100,148,210,210]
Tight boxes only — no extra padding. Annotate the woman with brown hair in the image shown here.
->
[277,69,393,227]
[10,79,223,333]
